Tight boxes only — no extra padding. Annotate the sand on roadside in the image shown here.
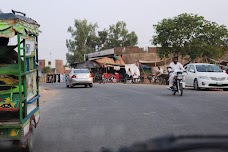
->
[39,87,58,104]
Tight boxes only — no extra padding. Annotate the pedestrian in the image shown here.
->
[49,75,52,83]
[54,74,57,83]
[55,74,58,83]
[58,74,61,83]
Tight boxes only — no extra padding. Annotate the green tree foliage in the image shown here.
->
[97,21,138,50]
[97,29,109,50]
[41,66,51,74]
[152,13,228,61]
[66,19,98,64]
[66,20,138,64]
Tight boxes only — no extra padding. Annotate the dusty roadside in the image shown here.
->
[39,87,58,104]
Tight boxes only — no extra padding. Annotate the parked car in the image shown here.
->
[66,69,93,88]
[184,63,228,91]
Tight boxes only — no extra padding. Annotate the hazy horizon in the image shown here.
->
[2,0,228,64]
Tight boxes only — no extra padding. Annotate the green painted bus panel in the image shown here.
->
[0,64,19,75]
[0,94,21,110]
[0,128,21,139]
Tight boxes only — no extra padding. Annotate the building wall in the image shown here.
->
[55,59,64,74]
[45,59,56,69]
[38,59,45,70]
[38,59,45,76]
[114,47,144,55]
[95,46,228,66]
[122,53,159,64]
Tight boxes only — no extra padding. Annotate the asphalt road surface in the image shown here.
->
[2,83,228,152]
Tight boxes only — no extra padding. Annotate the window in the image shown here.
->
[48,61,51,65]
[188,65,195,72]
[184,65,190,71]
[196,65,223,72]
[74,69,89,74]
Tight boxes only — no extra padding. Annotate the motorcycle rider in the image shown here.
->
[167,56,185,89]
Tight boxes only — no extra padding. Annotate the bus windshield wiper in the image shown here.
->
[97,135,228,152]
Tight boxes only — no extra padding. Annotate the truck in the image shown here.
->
[0,10,40,152]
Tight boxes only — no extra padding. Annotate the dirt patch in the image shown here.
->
[39,87,58,104]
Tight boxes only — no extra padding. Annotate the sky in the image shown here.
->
[1,0,228,64]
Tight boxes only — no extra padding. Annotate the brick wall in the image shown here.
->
[38,59,45,70]
[114,47,144,55]
[122,53,160,64]
[113,46,228,65]
[55,60,64,74]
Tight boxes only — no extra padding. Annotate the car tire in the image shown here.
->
[89,84,93,88]
[193,79,200,90]
[223,88,228,91]
[84,85,88,88]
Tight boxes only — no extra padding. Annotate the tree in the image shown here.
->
[152,13,228,61]
[125,31,138,47]
[66,19,98,64]
[66,20,139,64]
[97,29,109,50]
[97,21,138,50]
[41,66,51,74]
[108,21,138,48]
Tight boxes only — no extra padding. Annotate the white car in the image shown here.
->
[184,63,228,91]
[66,69,93,88]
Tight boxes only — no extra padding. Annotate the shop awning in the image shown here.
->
[0,13,40,38]
[73,60,100,69]
[95,56,125,66]
[139,58,171,67]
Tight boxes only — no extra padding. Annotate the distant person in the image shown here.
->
[49,75,52,83]
[157,66,164,77]
[64,73,67,82]
[60,73,64,82]
[127,68,132,77]
[53,75,55,83]
[167,56,185,89]
[58,74,61,83]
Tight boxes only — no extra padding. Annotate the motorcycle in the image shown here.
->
[170,70,185,96]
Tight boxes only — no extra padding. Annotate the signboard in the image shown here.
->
[26,71,37,101]
[25,38,35,56]
[114,66,120,71]
[87,49,114,58]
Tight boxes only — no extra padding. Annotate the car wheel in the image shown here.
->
[84,85,88,88]
[223,88,228,91]
[89,84,93,88]
[193,79,200,90]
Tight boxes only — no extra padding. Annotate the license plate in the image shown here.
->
[78,76,87,78]
[217,82,223,85]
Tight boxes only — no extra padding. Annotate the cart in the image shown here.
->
[0,10,40,151]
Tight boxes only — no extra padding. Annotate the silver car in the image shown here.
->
[66,69,93,88]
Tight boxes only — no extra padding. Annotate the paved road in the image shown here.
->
[2,83,228,152]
